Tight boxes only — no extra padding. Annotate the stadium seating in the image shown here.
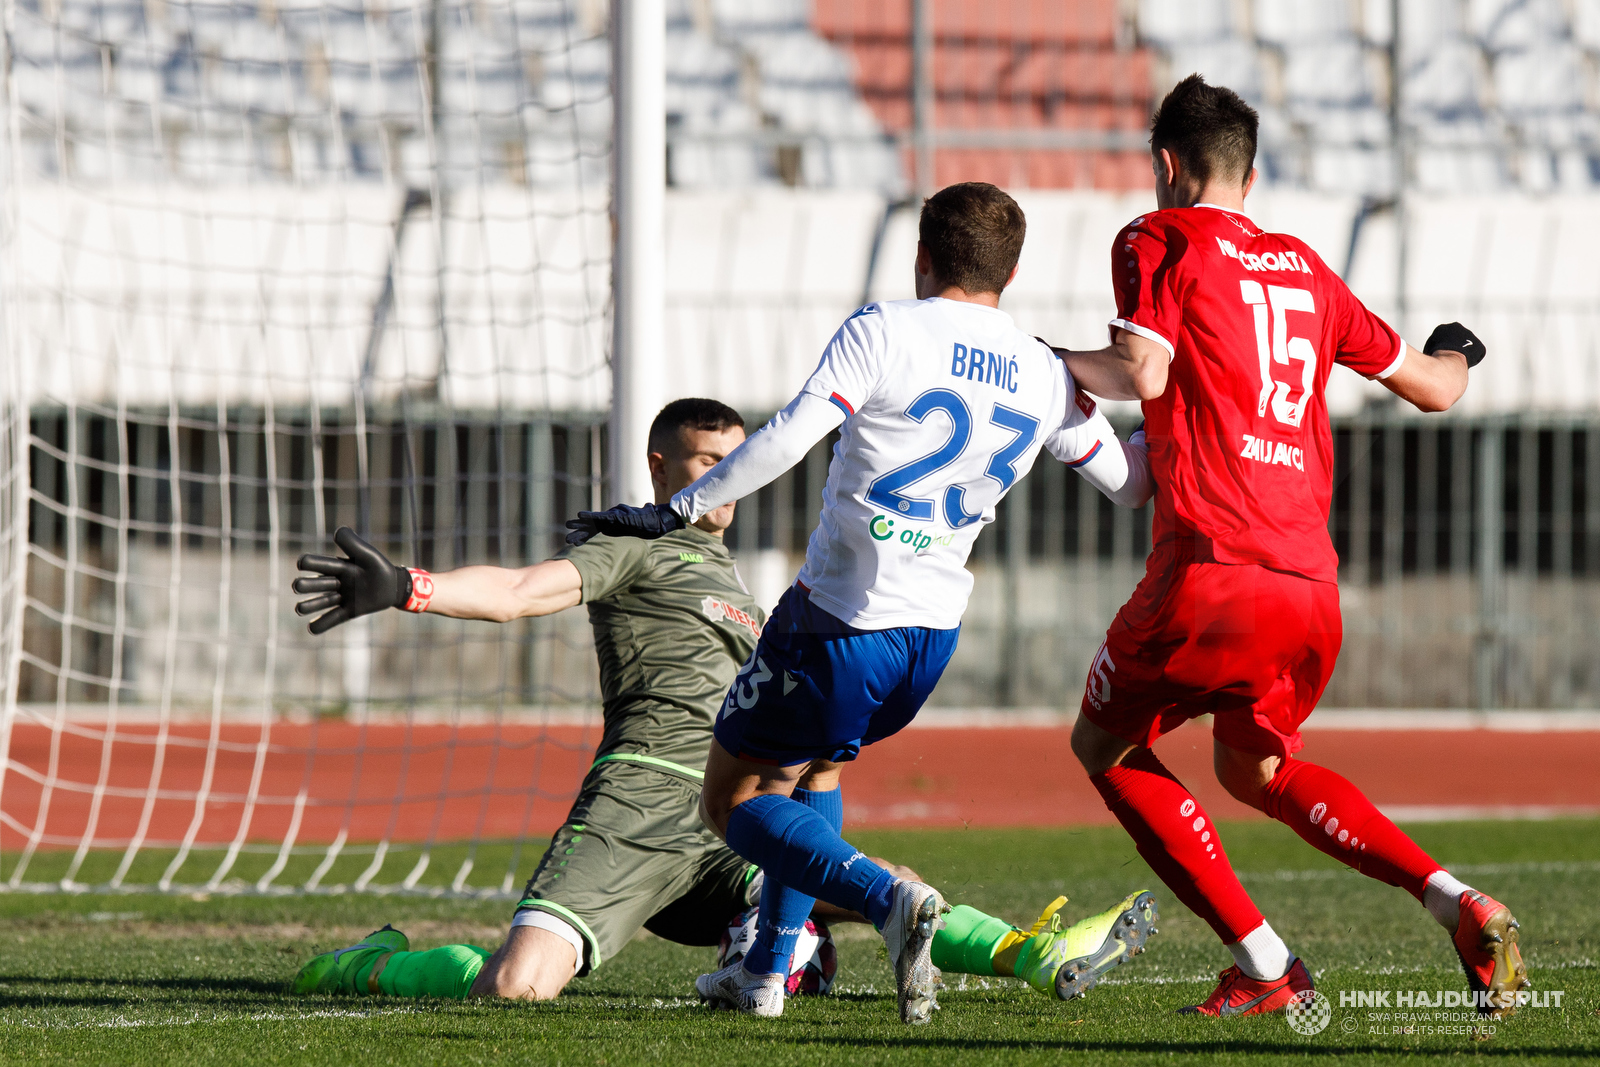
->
[812,0,1155,191]
[13,0,1592,194]
[1134,0,1600,195]
[7,0,897,189]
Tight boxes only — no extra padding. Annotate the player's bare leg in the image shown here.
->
[698,742,833,838]
[1071,715,1308,1015]
[1216,738,1529,1017]
[469,925,578,1001]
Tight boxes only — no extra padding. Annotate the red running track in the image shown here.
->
[0,721,600,851]
[845,720,1600,826]
[3,718,1596,849]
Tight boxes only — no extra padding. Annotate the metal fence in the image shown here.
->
[23,406,1600,712]
[723,412,1600,711]
[20,407,608,712]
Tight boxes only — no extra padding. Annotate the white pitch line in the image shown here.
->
[1096,956,1599,988]
[4,1006,433,1030]
[1381,805,1600,822]
[9,960,1596,1025]
[898,708,1600,731]
[1237,858,1600,882]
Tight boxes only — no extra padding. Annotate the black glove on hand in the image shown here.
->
[564,502,685,546]
[1424,322,1486,368]
[294,527,412,635]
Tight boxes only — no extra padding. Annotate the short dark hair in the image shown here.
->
[1150,74,1258,188]
[918,182,1026,296]
[647,398,745,455]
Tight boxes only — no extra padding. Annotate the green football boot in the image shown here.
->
[292,924,410,995]
[1013,891,1158,1001]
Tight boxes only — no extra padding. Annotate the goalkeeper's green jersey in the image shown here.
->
[558,528,766,782]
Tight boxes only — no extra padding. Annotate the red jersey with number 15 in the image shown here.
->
[1109,205,1405,583]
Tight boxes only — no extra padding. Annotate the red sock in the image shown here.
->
[1261,758,1441,900]
[1091,747,1265,943]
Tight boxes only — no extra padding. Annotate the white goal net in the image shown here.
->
[0,0,616,895]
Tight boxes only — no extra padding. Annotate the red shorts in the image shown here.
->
[1079,550,1342,763]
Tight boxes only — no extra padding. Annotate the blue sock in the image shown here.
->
[725,792,898,932]
[742,787,844,976]
[799,785,844,833]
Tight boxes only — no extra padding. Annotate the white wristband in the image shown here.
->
[404,568,434,613]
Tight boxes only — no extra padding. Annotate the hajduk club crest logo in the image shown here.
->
[1285,989,1332,1035]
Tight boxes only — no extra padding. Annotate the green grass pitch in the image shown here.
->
[1,819,1596,1065]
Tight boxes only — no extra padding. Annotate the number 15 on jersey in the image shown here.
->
[1241,281,1318,429]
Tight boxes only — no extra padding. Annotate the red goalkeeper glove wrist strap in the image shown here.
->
[404,568,435,613]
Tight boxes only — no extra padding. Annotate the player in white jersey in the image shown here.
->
[565,183,1156,1023]
[717,295,1122,630]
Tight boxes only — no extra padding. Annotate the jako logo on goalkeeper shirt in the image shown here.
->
[868,514,957,553]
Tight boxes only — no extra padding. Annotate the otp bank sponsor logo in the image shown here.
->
[868,514,957,554]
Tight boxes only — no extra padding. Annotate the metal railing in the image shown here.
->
[23,407,1600,711]
[722,414,1600,711]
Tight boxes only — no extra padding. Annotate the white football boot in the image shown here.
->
[882,880,949,1024]
[695,960,787,1017]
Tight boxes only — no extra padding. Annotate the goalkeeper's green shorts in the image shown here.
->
[515,758,759,975]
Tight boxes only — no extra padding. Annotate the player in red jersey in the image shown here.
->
[1050,76,1528,1019]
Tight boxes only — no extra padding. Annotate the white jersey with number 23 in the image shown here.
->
[793,297,1142,631]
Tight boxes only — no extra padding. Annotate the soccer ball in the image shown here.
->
[717,907,837,996]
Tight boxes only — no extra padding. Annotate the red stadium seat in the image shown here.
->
[813,0,1154,190]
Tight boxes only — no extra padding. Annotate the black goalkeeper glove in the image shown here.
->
[564,502,685,546]
[1424,322,1486,368]
[293,527,419,635]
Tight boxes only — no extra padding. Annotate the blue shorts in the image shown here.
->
[712,585,960,766]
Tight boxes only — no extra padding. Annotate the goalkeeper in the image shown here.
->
[288,398,1150,1003]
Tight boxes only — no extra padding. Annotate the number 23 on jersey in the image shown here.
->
[864,389,1040,529]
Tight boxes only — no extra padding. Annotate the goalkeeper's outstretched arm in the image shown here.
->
[670,391,843,523]
[294,527,580,633]
[564,392,842,545]
[414,560,581,622]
